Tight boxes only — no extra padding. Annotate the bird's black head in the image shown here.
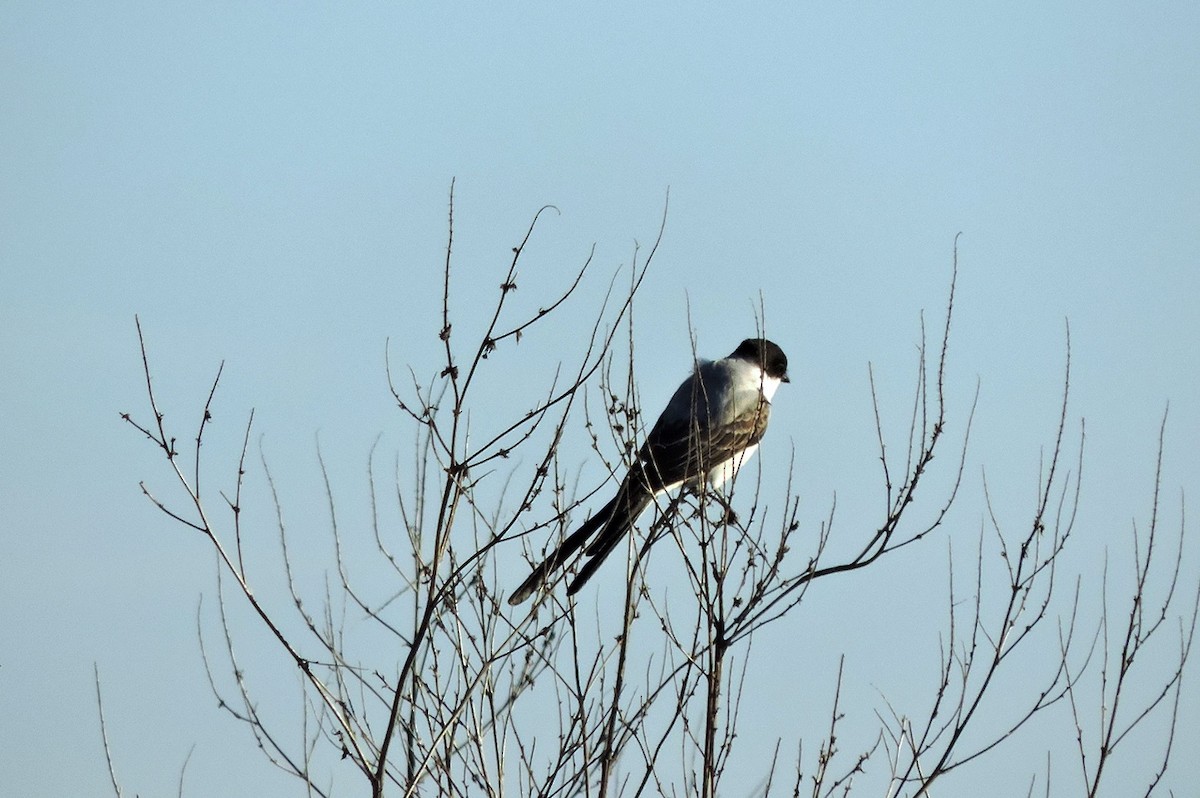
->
[732,338,790,382]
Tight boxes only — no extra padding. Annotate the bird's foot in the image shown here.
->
[714,495,738,526]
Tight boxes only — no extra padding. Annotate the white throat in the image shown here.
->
[760,373,783,402]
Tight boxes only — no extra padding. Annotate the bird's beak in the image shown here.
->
[782,373,791,383]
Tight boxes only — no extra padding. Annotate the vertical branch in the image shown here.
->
[94,664,124,798]
[193,360,224,499]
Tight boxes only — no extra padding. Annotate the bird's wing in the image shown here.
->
[634,396,772,491]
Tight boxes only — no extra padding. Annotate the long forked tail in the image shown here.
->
[507,496,617,605]
[565,491,654,595]
[508,487,656,604]
[564,531,627,596]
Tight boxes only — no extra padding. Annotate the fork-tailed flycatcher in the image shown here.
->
[509,337,789,604]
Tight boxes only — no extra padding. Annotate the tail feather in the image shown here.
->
[566,528,626,595]
[507,495,617,605]
[582,489,650,556]
[566,492,652,595]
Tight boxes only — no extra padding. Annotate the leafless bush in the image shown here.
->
[113,199,1196,797]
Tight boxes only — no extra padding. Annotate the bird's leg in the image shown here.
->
[691,485,738,526]
[713,493,738,526]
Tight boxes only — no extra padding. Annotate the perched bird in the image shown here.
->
[509,338,789,604]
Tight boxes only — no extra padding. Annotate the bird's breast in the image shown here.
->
[704,443,759,490]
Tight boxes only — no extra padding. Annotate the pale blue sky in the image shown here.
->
[2,4,1198,796]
